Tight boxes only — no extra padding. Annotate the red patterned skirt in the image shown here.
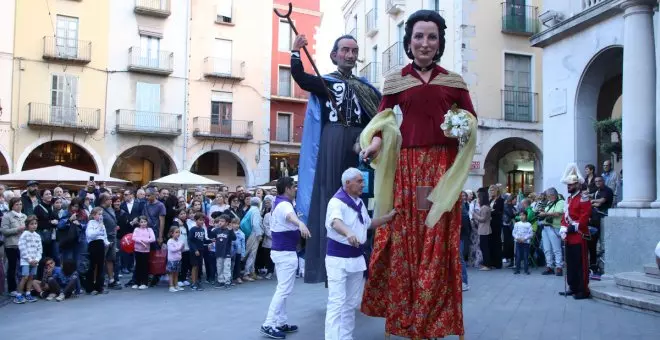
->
[361,145,464,339]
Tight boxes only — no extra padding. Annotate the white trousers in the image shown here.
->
[325,265,365,340]
[542,226,563,268]
[216,257,232,285]
[244,234,260,275]
[263,250,298,328]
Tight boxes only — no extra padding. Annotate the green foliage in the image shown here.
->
[593,118,622,161]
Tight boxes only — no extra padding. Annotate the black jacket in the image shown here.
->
[21,192,40,216]
[34,201,57,232]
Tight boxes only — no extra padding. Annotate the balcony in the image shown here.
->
[115,110,181,137]
[386,0,405,15]
[359,62,381,86]
[365,9,378,37]
[203,58,245,80]
[271,92,308,104]
[134,0,171,18]
[502,90,538,123]
[128,47,173,75]
[27,103,100,130]
[348,27,357,38]
[193,118,253,141]
[501,3,540,36]
[42,36,91,64]
[583,0,608,10]
[382,42,405,74]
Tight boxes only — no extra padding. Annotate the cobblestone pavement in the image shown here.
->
[2,266,659,340]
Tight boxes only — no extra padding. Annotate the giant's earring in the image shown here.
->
[407,47,411,54]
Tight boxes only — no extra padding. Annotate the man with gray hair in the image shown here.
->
[242,196,264,281]
[324,168,396,340]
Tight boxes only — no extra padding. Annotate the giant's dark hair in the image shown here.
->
[276,177,296,195]
[403,10,447,62]
[477,188,490,207]
[330,34,358,65]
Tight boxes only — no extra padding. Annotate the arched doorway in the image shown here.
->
[110,146,176,187]
[0,152,8,175]
[191,150,247,191]
[575,46,623,173]
[22,141,98,173]
[484,137,542,194]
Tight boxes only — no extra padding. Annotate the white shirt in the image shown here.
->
[325,196,371,273]
[126,200,134,214]
[271,200,298,233]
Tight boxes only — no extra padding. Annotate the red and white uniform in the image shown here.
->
[561,192,592,245]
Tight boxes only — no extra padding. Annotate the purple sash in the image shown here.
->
[273,195,292,211]
[327,238,364,258]
[334,188,364,224]
[271,230,300,252]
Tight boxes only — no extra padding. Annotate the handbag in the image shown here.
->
[57,221,80,249]
[149,247,167,276]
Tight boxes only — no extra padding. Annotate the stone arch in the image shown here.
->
[0,143,12,174]
[16,137,104,174]
[109,144,179,187]
[187,146,254,188]
[574,45,623,171]
[483,136,543,194]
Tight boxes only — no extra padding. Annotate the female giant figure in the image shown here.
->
[360,10,477,339]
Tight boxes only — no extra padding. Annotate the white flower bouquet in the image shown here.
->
[440,104,472,146]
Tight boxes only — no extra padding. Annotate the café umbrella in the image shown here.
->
[0,165,128,185]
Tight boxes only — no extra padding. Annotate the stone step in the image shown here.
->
[591,280,660,314]
[644,264,660,279]
[614,272,660,295]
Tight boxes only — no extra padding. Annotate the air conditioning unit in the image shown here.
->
[539,10,565,27]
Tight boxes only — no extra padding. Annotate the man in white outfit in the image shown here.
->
[324,168,396,340]
[260,177,311,340]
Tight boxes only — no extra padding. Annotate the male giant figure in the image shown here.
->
[324,168,395,340]
[291,34,382,284]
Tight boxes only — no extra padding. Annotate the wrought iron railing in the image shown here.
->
[502,90,538,122]
[382,42,404,73]
[203,58,245,80]
[359,62,381,85]
[115,110,181,136]
[193,117,253,140]
[128,47,174,74]
[134,0,171,17]
[501,3,540,35]
[386,0,405,14]
[27,103,100,130]
[42,36,92,63]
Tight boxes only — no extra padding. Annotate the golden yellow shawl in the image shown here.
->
[360,71,477,227]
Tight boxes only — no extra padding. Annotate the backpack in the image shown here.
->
[239,210,253,238]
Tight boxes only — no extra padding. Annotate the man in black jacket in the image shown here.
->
[21,180,40,216]
[120,189,145,285]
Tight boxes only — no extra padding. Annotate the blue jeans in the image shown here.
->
[460,240,468,284]
[515,242,531,273]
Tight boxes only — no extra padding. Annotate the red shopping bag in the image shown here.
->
[149,248,167,276]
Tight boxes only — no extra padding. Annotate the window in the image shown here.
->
[504,53,532,121]
[136,82,161,129]
[276,113,292,142]
[51,74,78,124]
[55,15,79,58]
[216,0,233,23]
[278,20,291,52]
[139,35,161,68]
[214,39,232,74]
[430,0,440,11]
[278,67,292,97]
[397,22,405,64]
[211,91,233,135]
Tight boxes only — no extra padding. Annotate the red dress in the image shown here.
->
[361,64,476,339]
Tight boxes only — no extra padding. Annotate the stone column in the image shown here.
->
[652,5,660,208]
[618,0,657,208]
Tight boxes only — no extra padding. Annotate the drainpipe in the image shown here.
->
[181,0,191,172]
[11,58,22,172]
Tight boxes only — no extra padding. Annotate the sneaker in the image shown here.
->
[190,284,198,291]
[169,287,178,293]
[590,273,602,281]
[176,286,185,291]
[24,294,37,303]
[124,280,136,288]
[13,295,26,304]
[56,293,65,302]
[177,282,185,287]
[91,291,99,295]
[224,284,232,290]
[243,276,255,282]
[265,273,273,280]
[541,267,554,275]
[183,281,191,286]
[131,285,139,289]
[108,282,123,290]
[277,324,298,333]
[214,283,225,289]
[138,285,148,290]
[196,284,204,291]
[9,291,19,297]
[46,293,56,301]
[236,278,243,284]
[461,283,470,291]
[260,326,286,339]
[555,268,563,277]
